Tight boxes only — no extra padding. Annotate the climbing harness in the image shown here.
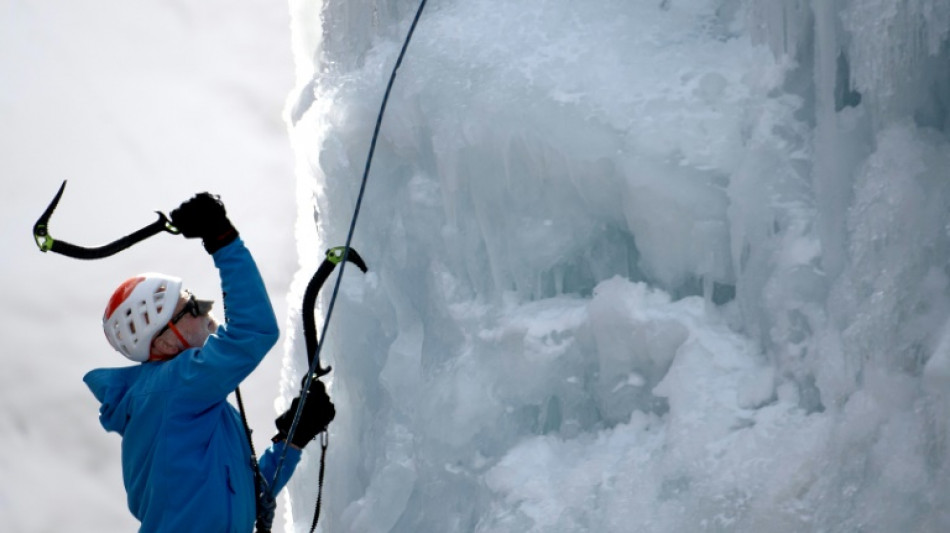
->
[33,180,180,259]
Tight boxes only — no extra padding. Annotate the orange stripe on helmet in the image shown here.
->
[104,276,145,319]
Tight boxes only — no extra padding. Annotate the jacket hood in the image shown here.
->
[84,365,144,435]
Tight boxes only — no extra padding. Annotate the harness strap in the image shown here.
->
[235,387,275,533]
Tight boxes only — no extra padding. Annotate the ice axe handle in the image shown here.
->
[33,180,179,260]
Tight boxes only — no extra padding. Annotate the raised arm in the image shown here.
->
[166,193,279,405]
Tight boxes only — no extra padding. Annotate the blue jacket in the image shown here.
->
[84,239,300,533]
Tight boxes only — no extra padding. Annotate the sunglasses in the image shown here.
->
[156,292,214,339]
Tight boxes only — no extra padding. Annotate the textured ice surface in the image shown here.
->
[283,0,950,531]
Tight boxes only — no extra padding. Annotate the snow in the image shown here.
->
[4,0,950,532]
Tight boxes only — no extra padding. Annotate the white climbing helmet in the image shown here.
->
[103,273,182,362]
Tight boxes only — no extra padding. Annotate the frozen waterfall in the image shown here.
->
[280,0,950,531]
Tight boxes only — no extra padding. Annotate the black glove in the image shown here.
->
[170,193,239,254]
[273,379,336,448]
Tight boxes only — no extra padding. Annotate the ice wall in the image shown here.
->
[282,0,950,531]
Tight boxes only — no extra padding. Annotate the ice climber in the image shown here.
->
[84,193,335,532]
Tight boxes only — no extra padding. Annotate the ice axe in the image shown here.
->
[32,180,180,259]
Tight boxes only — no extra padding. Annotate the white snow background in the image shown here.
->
[1,1,297,531]
[5,1,950,533]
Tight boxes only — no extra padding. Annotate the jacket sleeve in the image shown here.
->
[258,441,302,495]
[170,238,280,406]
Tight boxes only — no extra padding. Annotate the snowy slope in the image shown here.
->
[284,1,950,532]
